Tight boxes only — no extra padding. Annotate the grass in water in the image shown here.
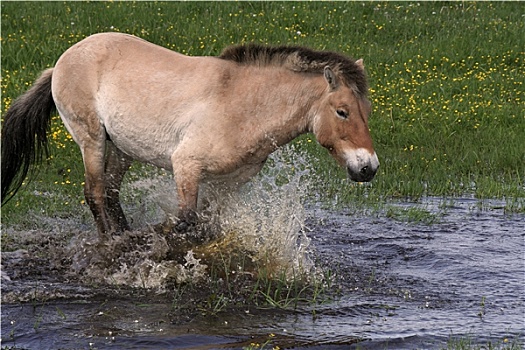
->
[444,335,523,350]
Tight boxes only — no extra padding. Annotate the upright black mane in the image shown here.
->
[219,43,368,97]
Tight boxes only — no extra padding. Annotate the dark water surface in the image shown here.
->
[1,197,524,349]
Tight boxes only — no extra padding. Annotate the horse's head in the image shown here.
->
[313,62,379,182]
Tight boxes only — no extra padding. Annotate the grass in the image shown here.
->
[169,245,336,315]
[1,2,524,227]
[443,335,523,350]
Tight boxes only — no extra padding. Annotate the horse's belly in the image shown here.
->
[98,82,213,171]
[203,160,266,187]
[105,119,178,170]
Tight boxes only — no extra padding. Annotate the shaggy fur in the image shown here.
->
[219,43,368,98]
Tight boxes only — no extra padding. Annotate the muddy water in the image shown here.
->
[2,196,523,349]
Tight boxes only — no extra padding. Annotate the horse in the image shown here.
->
[1,32,379,236]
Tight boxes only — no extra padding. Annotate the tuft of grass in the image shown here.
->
[385,205,440,224]
[444,335,523,350]
[164,237,337,319]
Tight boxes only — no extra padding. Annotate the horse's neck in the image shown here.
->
[234,68,326,147]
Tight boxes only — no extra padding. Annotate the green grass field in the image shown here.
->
[1,1,524,226]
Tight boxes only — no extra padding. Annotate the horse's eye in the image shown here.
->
[336,110,348,119]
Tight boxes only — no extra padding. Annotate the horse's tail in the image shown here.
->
[1,68,56,204]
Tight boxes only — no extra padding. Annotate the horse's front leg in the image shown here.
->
[171,157,202,232]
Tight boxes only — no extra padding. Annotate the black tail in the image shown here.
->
[1,68,56,204]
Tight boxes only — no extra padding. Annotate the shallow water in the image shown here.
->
[306,198,525,349]
[2,195,523,350]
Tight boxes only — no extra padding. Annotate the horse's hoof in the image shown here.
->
[175,220,189,232]
[175,219,197,233]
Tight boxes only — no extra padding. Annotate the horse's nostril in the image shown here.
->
[348,164,376,182]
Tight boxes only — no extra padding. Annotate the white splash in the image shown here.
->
[62,144,319,290]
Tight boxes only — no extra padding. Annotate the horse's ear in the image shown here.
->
[355,59,365,72]
[324,66,339,90]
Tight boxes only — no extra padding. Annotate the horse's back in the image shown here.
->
[52,32,189,101]
[51,33,229,169]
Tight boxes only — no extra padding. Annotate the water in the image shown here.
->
[1,153,524,349]
[306,199,524,348]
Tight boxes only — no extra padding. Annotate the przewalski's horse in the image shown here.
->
[1,32,379,236]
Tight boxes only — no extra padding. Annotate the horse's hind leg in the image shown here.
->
[72,130,129,236]
[104,141,132,232]
[81,137,113,237]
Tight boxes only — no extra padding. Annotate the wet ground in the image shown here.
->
[1,196,524,350]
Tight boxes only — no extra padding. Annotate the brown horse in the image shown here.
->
[1,32,379,236]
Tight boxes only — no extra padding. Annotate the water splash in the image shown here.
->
[63,145,318,290]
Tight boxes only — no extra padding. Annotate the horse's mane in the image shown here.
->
[219,43,367,97]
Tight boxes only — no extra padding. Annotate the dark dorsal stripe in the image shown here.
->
[219,43,367,97]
